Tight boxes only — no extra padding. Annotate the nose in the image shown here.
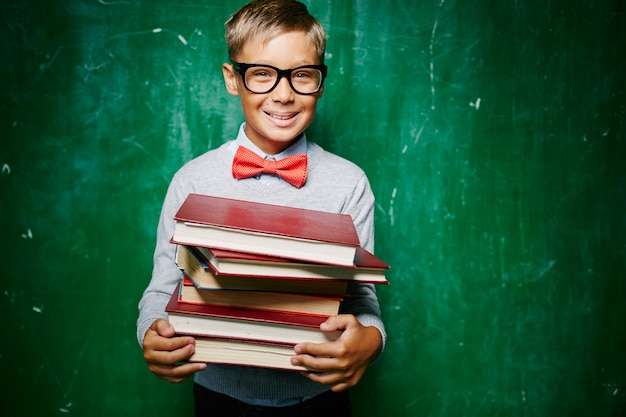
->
[270,75,295,102]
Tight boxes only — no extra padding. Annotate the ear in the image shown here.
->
[222,63,240,97]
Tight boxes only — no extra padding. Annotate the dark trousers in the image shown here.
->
[194,383,352,417]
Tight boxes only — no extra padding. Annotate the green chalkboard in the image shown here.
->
[1,0,624,416]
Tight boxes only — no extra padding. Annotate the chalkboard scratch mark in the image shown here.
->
[469,97,481,110]
[389,187,397,226]
[429,20,437,111]
[352,47,368,66]
[37,351,62,390]
[59,320,98,408]
[404,395,427,409]
[104,27,190,50]
[81,58,112,83]
[413,118,428,145]
[153,28,189,46]
[35,363,44,380]
[3,291,16,308]
[123,137,170,183]
[97,0,134,5]
[177,34,189,45]
[429,0,446,111]
[168,65,182,87]
[144,100,157,116]
[32,46,63,86]
[83,60,111,73]
[503,260,556,284]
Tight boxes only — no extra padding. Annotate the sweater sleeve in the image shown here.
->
[136,175,187,346]
[338,172,387,351]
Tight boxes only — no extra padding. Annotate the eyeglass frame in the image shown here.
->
[231,62,328,95]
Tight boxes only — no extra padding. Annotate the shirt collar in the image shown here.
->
[232,123,308,159]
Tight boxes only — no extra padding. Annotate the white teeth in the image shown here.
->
[268,112,294,120]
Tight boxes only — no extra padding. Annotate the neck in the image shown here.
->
[246,132,304,156]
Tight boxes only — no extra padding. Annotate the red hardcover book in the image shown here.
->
[172,194,360,267]
[179,277,342,316]
[165,283,341,346]
[191,245,390,284]
[176,246,349,295]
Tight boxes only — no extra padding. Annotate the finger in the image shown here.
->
[144,336,196,365]
[144,332,195,356]
[291,350,344,372]
[294,340,344,359]
[301,371,339,385]
[300,371,352,392]
[150,361,207,384]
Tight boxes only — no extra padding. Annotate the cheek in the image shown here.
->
[302,98,319,112]
[240,95,265,110]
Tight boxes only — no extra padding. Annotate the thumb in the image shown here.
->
[320,314,353,332]
[151,318,176,338]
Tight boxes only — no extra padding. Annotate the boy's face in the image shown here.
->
[223,31,323,155]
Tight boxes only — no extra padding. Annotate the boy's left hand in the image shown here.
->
[290,314,382,392]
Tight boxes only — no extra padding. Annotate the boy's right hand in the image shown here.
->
[142,319,207,383]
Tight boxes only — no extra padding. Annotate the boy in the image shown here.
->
[137,1,386,415]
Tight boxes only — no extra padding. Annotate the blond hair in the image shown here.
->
[225,0,326,63]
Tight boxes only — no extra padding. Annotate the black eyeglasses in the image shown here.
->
[231,62,328,95]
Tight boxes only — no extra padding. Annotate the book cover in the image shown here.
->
[165,284,341,345]
[176,246,349,295]
[179,278,342,316]
[172,194,360,266]
[188,245,390,284]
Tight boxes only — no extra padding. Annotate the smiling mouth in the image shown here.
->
[266,112,297,120]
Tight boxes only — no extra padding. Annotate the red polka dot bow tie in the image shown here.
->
[231,146,308,188]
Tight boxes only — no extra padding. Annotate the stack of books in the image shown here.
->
[166,193,389,371]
